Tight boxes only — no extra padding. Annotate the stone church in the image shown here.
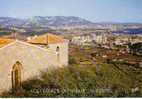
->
[0,33,69,93]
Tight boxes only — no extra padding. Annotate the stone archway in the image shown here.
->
[11,61,22,92]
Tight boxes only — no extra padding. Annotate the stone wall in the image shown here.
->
[0,40,68,93]
[48,42,69,66]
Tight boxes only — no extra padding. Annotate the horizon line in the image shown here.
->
[0,15,142,24]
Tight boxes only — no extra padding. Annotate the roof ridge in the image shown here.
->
[27,33,66,44]
[0,38,16,48]
[0,40,55,54]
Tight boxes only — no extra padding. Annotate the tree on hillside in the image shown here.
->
[129,42,142,55]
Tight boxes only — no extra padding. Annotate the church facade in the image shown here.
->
[0,34,68,93]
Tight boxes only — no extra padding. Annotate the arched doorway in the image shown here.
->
[11,61,22,92]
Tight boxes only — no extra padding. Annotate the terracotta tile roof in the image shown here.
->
[0,38,15,48]
[27,33,66,44]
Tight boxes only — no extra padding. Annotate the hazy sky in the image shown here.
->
[0,0,142,22]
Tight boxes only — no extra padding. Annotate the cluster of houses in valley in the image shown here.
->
[71,32,142,48]
[0,33,69,93]
[71,35,93,46]
[71,33,108,46]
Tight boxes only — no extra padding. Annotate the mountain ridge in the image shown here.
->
[0,16,95,28]
[0,16,142,29]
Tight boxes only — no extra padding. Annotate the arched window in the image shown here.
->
[11,61,22,92]
[56,46,60,62]
[56,46,60,52]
